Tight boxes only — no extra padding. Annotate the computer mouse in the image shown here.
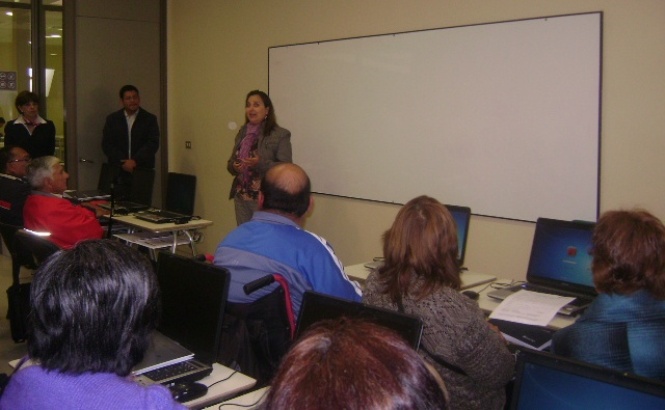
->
[462,290,480,301]
[168,381,208,403]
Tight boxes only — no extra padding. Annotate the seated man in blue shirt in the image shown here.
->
[214,162,361,317]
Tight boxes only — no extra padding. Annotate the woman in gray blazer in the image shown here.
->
[227,90,292,225]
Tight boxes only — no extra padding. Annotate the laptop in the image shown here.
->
[295,291,423,349]
[487,217,597,316]
[509,350,665,409]
[63,189,111,202]
[98,166,155,214]
[363,204,495,289]
[133,252,230,386]
[134,172,197,224]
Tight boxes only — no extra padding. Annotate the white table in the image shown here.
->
[204,386,269,410]
[345,262,496,290]
[346,262,575,330]
[110,214,213,259]
[184,363,256,409]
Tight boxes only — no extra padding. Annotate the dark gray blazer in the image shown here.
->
[227,124,292,199]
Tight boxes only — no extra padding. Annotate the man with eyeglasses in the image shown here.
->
[0,146,31,226]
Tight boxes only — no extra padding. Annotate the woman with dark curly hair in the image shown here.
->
[0,240,185,409]
[552,209,665,381]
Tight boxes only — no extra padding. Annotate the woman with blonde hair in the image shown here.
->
[363,195,514,410]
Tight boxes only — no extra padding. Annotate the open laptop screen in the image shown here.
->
[156,252,230,365]
[165,173,196,215]
[295,291,423,349]
[446,204,471,266]
[510,350,665,409]
[527,218,596,294]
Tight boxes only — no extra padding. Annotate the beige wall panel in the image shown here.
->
[168,0,665,280]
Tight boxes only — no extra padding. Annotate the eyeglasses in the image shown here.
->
[8,158,31,164]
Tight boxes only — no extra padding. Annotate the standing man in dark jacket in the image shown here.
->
[102,84,159,199]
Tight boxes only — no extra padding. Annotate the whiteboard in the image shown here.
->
[269,13,601,221]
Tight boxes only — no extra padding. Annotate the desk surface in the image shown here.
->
[110,214,213,233]
[205,386,269,410]
[185,363,256,409]
[346,262,576,330]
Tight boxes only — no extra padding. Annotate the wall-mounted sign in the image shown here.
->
[0,71,17,91]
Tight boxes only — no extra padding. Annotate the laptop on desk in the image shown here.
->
[134,209,193,224]
[487,217,597,316]
[63,189,111,202]
[509,350,665,409]
[296,291,423,349]
[99,200,150,214]
[133,252,230,386]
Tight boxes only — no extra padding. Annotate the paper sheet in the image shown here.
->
[489,290,574,326]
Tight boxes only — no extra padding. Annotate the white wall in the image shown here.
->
[167,0,665,280]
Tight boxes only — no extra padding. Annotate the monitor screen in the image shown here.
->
[156,252,229,365]
[165,173,196,215]
[446,204,471,266]
[527,218,595,292]
[511,350,665,409]
[295,291,423,349]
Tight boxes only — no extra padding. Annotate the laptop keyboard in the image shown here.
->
[142,361,201,383]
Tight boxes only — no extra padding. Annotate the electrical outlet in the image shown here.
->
[185,141,192,149]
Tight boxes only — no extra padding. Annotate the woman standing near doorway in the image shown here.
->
[4,91,56,159]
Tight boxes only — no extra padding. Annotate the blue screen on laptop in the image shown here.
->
[527,219,595,288]
[446,205,470,265]
[515,359,665,409]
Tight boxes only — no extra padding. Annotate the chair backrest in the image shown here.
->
[219,280,293,386]
[165,172,196,215]
[0,222,21,284]
[14,229,61,268]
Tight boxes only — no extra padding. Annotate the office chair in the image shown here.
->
[14,229,61,268]
[218,274,295,387]
[0,223,41,343]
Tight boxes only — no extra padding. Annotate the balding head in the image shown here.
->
[260,163,311,218]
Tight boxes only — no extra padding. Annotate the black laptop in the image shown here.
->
[133,252,230,386]
[295,291,423,349]
[510,350,665,409]
[134,172,196,224]
[487,217,597,316]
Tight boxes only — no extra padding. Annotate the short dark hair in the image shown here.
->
[119,84,139,99]
[0,146,14,173]
[592,209,665,298]
[377,196,461,303]
[27,240,160,376]
[260,164,311,217]
[264,318,449,410]
[15,90,40,111]
[245,90,278,134]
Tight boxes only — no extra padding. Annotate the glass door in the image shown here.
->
[0,1,63,160]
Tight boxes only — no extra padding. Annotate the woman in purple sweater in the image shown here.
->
[0,240,185,410]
